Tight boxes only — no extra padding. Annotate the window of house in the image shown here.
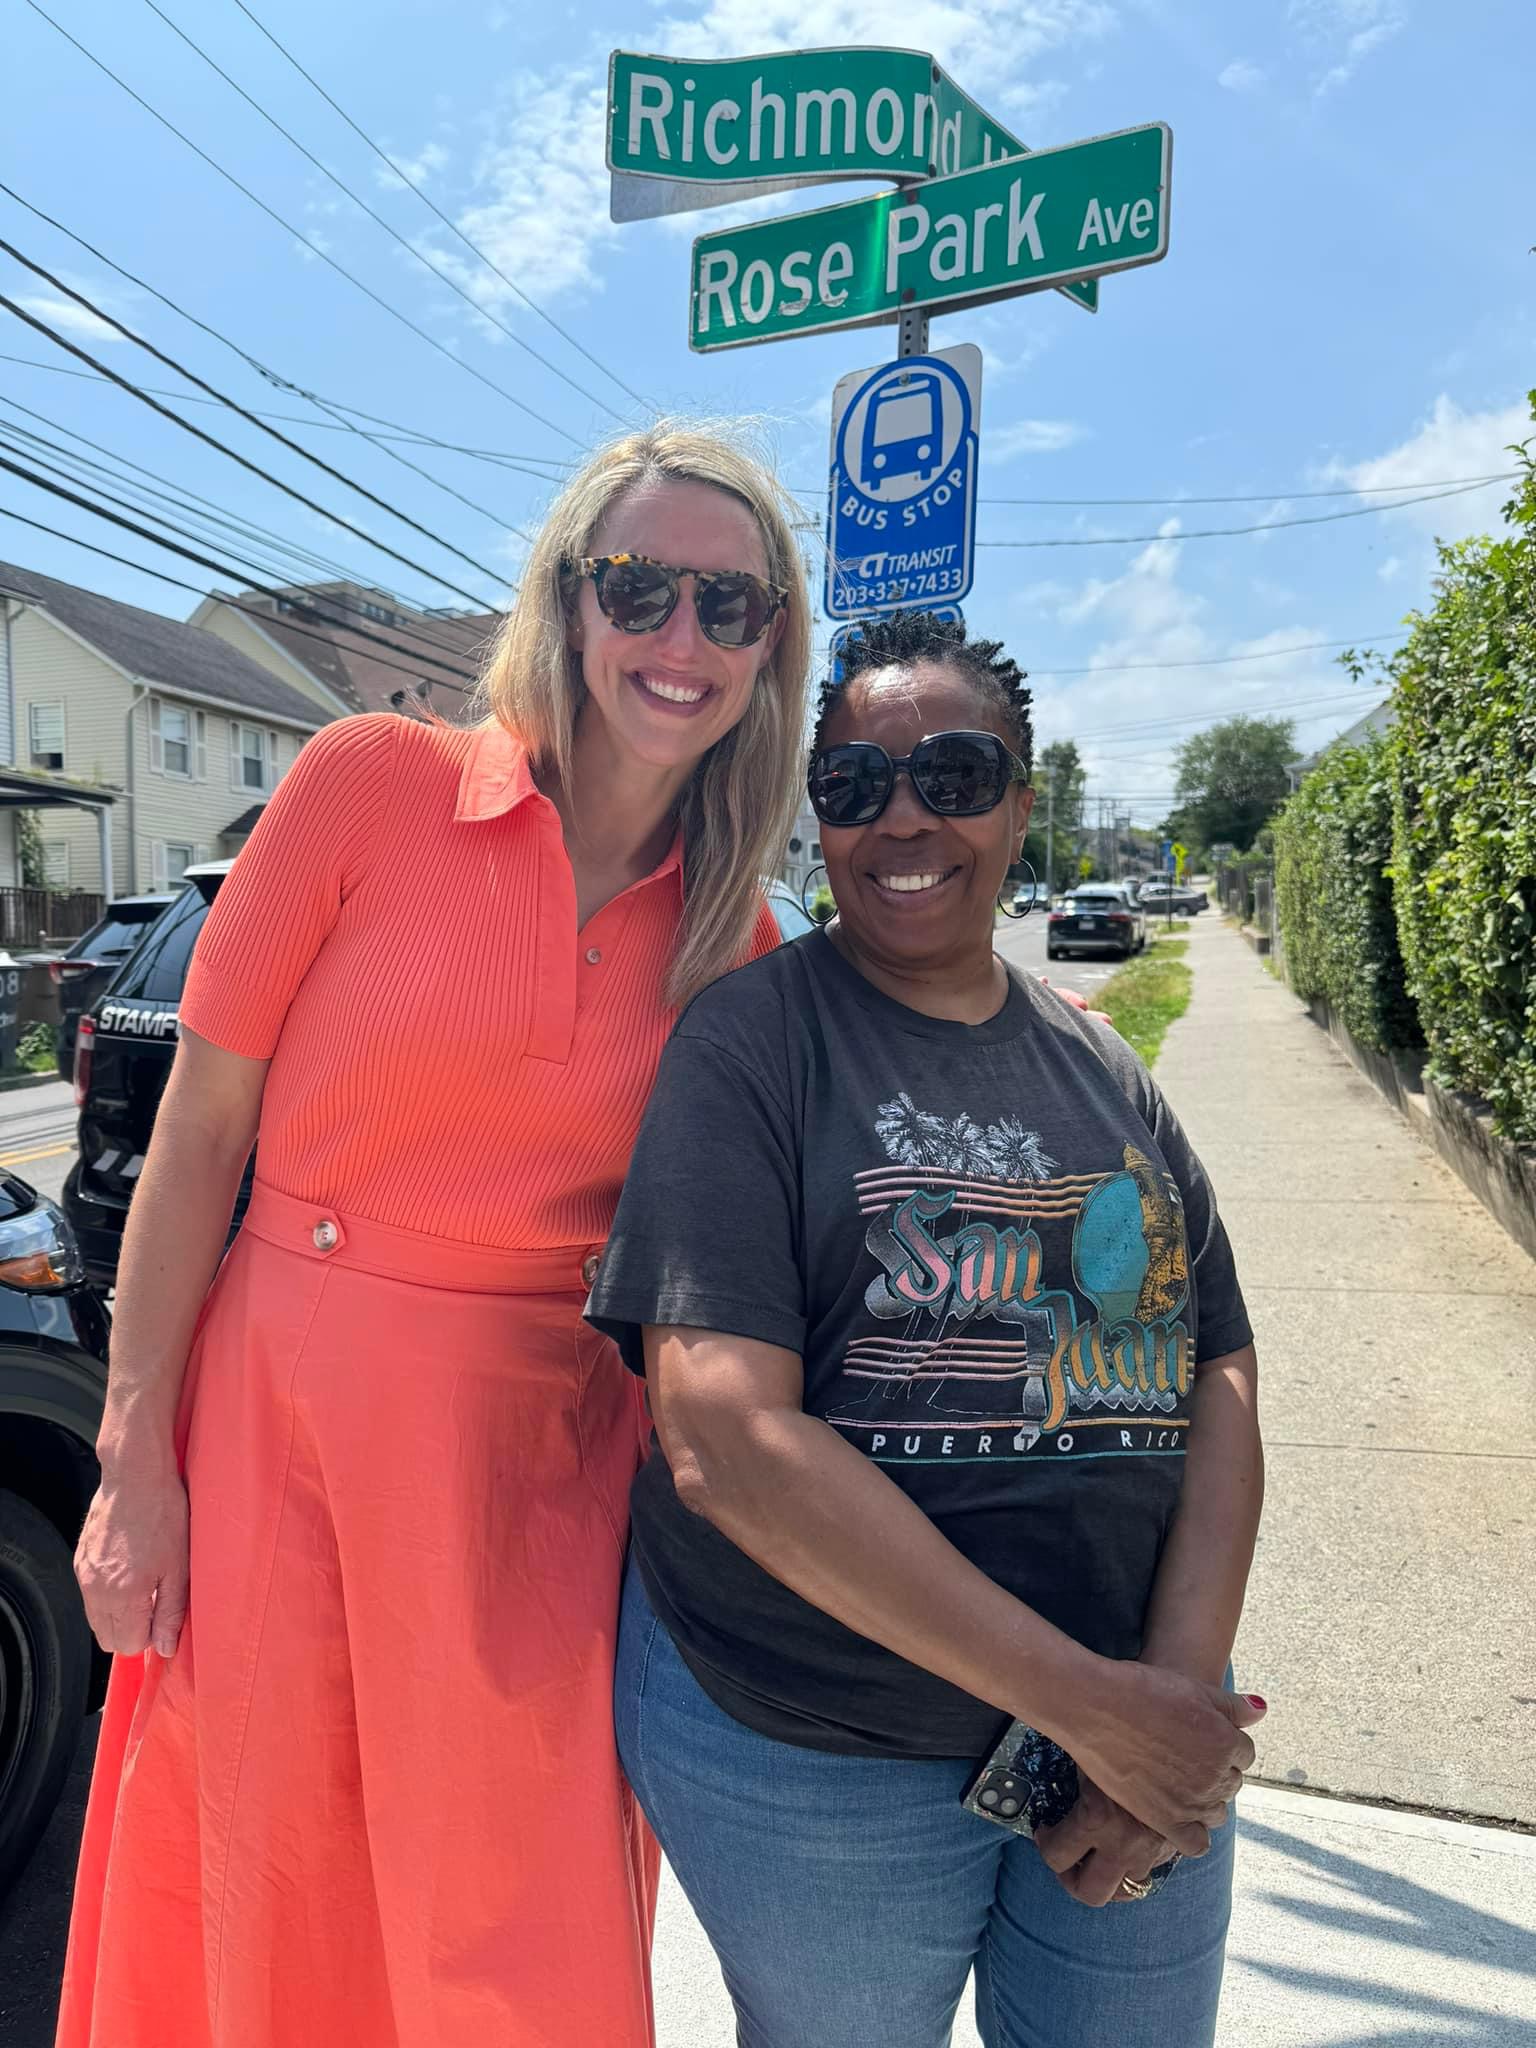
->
[28,702,65,773]
[232,723,278,795]
[358,601,397,625]
[150,840,206,890]
[43,840,70,887]
[150,699,206,780]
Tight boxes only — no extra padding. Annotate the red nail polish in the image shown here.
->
[1245,1694,1267,1710]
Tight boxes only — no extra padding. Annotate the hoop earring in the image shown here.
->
[997,858,1038,920]
[800,864,830,921]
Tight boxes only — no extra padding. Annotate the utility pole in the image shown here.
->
[1044,766,1055,899]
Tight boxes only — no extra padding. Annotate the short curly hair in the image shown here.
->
[813,610,1033,774]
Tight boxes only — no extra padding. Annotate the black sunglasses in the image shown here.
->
[808,730,1028,828]
[563,552,788,650]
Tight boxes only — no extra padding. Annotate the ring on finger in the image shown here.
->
[1118,1876,1155,1901]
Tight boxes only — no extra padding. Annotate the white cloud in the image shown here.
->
[1025,522,1356,819]
[653,0,1115,79]
[1289,0,1404,96]
[424,69,616,307]
[14,295,124,343]
[374,142,449,193]
[1325,394,1527,543]
[1378,555,1403,582]
[989,418,1088,460]
[1218,59,1265,91]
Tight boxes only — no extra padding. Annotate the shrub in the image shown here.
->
[1275,733,1420,1054]
[1386,439,1536,1139]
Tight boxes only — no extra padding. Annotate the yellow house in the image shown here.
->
[0,561,338,895]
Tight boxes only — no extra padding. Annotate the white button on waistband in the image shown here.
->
[585,947,602,965]
[581,1254,601,1288]
[313,1220,339,1252]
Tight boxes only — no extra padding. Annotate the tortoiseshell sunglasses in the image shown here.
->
[563,553,788,649]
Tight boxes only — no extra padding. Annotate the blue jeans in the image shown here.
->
[616,1563,1234,2048]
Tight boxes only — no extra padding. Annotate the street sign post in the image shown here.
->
[689,121,1168,350]
[607,47,1097,311]
[824,344,980,620]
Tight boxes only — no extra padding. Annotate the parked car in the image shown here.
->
[1046,885,1147,961]
[765,878,817,942]
[64,864,235,1290]
[50,896,174,1079]
[1139,877,1209,915]
[0,1172,112,1892]
[1010,880,1049,914]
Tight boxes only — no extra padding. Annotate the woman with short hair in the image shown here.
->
[61,423,811,2047]
[591,609,1266,2048]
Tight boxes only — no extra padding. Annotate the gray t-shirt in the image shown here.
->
[588,929,1251,1759]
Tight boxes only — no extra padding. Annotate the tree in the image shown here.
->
[1163,715,1296,854]
[1027,739,1087,888]
[14,811,47,889]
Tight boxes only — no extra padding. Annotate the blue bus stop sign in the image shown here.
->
[824,344,981,622]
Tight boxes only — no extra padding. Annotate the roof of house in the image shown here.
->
[1288,698,1396,783]
[217,586,499,721]
[0,560,330,729]
[222,803,266,838]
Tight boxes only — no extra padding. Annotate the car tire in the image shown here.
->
[0,1489,92,1895]
[1046,948,1062,961]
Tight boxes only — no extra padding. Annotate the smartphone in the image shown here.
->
[960,1720,1180,1897]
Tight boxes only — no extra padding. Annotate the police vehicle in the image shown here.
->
[63,862,236,1289]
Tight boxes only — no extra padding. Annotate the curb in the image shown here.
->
[0,1070,62,1094]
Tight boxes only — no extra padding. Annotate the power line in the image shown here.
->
[1047,684,1378,745]
[19,0,586,448]
[1027,632,1406,680]
[0,496,483,697]
[0,390,507,663]
[0,263,508,607]
[0,399,499,663]
[800,476,1516,507]
[227,0,653,417]
[973,478,1514,549]
[0,346,573,487]
[138,0,631,427]
[0,453,478,685]
[0,184,559,521]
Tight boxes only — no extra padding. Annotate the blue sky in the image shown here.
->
[3,0,1532,820]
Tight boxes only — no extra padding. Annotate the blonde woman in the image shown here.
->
[58,424,810,2048]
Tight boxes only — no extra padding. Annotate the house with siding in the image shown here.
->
[191,581,497,723]
[0,560,336,894]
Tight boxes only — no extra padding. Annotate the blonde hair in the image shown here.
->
[480,419,811,1008]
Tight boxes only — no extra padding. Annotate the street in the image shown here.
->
[0,1079,77,1207]
[993,897,1169,1002]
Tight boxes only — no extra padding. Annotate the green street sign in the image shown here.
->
[689,121,1168,351]
[608,47,1096,312]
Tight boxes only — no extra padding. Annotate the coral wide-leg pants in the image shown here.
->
[57,1182,659,2048]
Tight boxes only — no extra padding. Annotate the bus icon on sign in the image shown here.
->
[860,373,942,491]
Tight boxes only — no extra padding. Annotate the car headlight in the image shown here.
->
[0,1198,86,1290]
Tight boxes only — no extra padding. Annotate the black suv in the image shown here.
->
[63,865,237,1289]
[50,896,173,1079]
[0,1173,111,1891]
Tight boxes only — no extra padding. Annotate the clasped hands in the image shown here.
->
[1032,1775,1181,1909]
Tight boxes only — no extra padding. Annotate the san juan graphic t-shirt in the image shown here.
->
[588,929,1252,1760]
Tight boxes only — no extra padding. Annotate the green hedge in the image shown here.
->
[1386,459,1536,1139]
[1275,732,1421,1054]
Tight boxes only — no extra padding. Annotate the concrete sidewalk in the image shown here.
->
[653,1786,1536,2044]
[1156,916,1536,1824]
